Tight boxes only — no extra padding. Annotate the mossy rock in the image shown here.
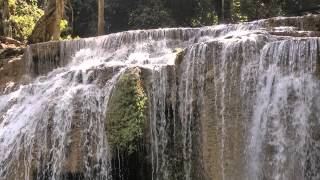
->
[106,68,148,154]
[175,48,185,65]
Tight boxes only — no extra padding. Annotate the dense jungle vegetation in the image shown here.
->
[0,0,319,43]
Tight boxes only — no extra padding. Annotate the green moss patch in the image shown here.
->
[106,68,148,154]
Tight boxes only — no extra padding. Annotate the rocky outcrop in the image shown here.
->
[0,37,26,94]
[106,67,151,180]
[265,14,320,32]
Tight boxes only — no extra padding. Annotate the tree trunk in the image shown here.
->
[0,0,11,37]
[53,0,64,40]
[219,0,231,23]
[66,0,74,35]
[224,0,231,23]
[29,0,64,44]
[221,0,225,22]
[98,0,105,35]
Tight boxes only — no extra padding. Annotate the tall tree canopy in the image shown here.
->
[1,0,319,42]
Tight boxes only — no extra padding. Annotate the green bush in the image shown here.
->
[232,0,248,22]
[191,12,218,27]
[59,20,79,40]
[9,0,43,41]
[128,0,175,29]
[106,69,148,154]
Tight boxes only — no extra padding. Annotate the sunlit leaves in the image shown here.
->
[9,0,43,41]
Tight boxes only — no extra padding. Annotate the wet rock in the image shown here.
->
[265,14,320,32]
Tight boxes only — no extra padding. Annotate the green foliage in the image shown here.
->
[71,0,98,37]
[128,0,175,29]
[59,19,78,40]
[59,19,68,32]
[239,0,287,21]
[106,69,147,154]
[191,9,218,27]
[60,0,320,37]
[105,0,139,33]
[9,0,43,41]
[191,0,219,26]
[232,0,247,22]
[59,35,80,41]
[8,0,16,9]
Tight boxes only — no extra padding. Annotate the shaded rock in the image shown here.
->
[0,36,24,46]
[265,14,320,32]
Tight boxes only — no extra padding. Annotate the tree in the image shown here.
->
[221,0,224,21]
[9,0,44,41]
[231,0,247,22]
[0,0,11,37]
[214,0,232,23]
[98,0,105,35]
[71,0,97,37]
[106,0,140,33]
[29,0,65,43]
[128,0,175,29]
[53,0,64,40]
[282,0,320,15]
[193,0,218,26]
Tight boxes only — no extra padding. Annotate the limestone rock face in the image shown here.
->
[0,15,320,180]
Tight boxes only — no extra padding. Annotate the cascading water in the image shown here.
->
[178,43,207,180]
[0,49,126,179]
[0,15,320,180]
[247,39,320,180]
[150,67,170,180]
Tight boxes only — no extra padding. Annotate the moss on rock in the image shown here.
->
[175,48,185,65]
[106,68,148,154]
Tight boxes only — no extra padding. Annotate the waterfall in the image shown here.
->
[2,57,116,179]
[150,67,170,180]
[0,15,320,180]
[178,43,207,180]
[0,49,123,179]
[248,39,320,180]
